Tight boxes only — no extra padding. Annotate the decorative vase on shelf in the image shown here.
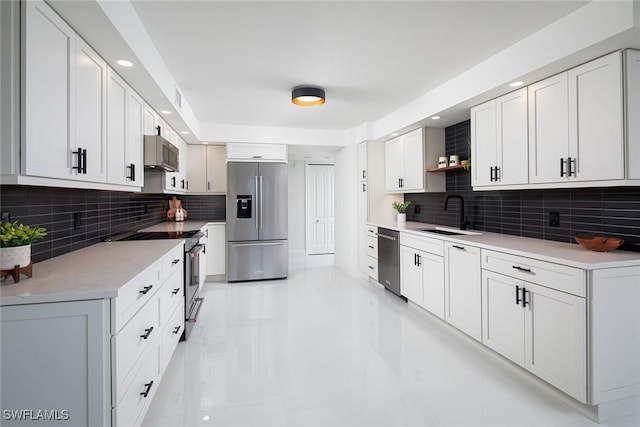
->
[397,213,406,223]
[1,245,31,270]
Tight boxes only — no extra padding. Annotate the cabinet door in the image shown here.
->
[471,100,497,187]
[206,224,226,275]
[358,142,367,181]
[186,145,207,193]
[525,283,587,403]
[74,38,107,183]
[385,137,403,191]
[445,243,482,341]
[126,89,144,187]
[528,72,569,184]
[421,251,445,320]
[496,87,529,185]
[402,129,425,191]
[106,68,128,185]
[481,270,525,367]
[207,145,227,193]
[628,49,640,180]
[143,104,158,136]
[568,51,624,182]
[400,245,423,304]
[177,138,188,191]
[358,190,370,275]
[22,0,75,179]
[1,300,110,427]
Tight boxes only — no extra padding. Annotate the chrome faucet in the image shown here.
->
[444,195,469,230]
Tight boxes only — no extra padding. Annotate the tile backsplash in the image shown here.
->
[0,186,225,263]
[405,120,640,251]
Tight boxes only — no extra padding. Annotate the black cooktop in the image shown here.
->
[105,230,200,242]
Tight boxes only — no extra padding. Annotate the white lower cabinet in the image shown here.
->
[481,251,587,403]
[365,226,378,281]
[206,223,226,276]
[444,242,482,341]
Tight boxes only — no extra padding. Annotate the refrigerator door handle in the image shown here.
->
[230,242,286,247]
[259,175,264,230]
[254,175,259,230]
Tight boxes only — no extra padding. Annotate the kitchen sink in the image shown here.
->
[420,228,481,236]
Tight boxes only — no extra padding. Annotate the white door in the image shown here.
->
[421,251,445,320]
[206,145,227,193]
[126,89,144,187]
[306,164,335,255]
[400,246,423,304]
[187,145,207,192]
[402,129,425,191]
[471,100,497,187]
[358,142,367,181]
[385,137,404,191]
[106,68,128,186]
[497,87,529,185]
[445,243,482,341]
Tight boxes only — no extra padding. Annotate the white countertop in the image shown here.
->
[369,220,640,270]
[0,240,184,306]
[140,220,225,233]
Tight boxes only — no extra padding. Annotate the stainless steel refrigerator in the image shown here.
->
[227,162,288,282]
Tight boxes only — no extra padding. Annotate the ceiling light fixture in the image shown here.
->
[181,131,189,135]
[292,85,325,107]
[116,59,133,67]
[161,110,172,115]
[391,133,399,136]
[510,81,524,87]
[431,116,441,120]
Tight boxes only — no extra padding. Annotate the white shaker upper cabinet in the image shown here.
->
[568,51,624,182]
[106,68,128,186]
[628,49,640,181]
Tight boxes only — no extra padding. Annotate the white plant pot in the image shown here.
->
[397,213,406,223]
[1,245,31,270]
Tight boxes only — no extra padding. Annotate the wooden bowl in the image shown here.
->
[574,235,624,252]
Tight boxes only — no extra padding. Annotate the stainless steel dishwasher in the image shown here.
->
[377,228,403,299]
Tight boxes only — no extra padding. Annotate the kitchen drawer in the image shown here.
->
[161,300,184,374]
[160,245,184,283]
[366,256,378,281]
[112,342,160,427]
[112,291,160,404]
[365,225,378,238]
[112,262,161,333]
[400,232,444,257]
[366,235,378,259]
[481,249,586,297]
[158,266,183,327]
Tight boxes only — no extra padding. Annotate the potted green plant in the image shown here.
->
[392,201,411,223]
[1,220,47,270]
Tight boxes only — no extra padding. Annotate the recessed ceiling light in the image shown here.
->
[510,81,524,87]
[161,110,172,115]
[203,415,210,421]
[431,116,441,120]
[116,59,133,67]
[391,133,399,136]
[181,131,189,135]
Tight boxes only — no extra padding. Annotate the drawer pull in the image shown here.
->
[452,245,465,250]
[172,259,181,265]
[140,381,154,398]
[139,285,153,295]
[172,288,181,295]
[368,245,374,249]
[512,265,532,273]
[172,325,182,335]
[140,326,154,340]
[368,266,374,270]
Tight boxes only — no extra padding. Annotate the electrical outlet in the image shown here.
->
[1,212,10,222]
[414,204,420,214]
[549,211,560,227]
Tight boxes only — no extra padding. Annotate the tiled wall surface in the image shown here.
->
[0,186,226,263]
[405,120,640,251]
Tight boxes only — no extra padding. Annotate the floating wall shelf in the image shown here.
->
[427,165,468,173]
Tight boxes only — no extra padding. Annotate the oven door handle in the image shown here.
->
[187,297,205,323]
[189,244,204,257]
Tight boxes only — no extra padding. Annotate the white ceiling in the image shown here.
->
[127,0,588,132]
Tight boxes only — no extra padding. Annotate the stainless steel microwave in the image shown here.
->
[144,135,179,172]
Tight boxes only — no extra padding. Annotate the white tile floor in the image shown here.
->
[143,261,640,427]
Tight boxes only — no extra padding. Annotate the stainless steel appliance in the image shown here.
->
[105,230,204,340]
[144,125,179,172]
[377,228,403,299]
[227,162,288,282]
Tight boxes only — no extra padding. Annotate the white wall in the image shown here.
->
[288,160,306,256]
[334,144,359,276]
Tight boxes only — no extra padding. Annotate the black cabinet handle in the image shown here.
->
[181,179,185,189]
[452,245,465,250]
[140,380,154,398]
[140,326,154,340]
[414,253,417,266]
[72,148,84,173]
[127,163,136,181]
[560,158,566,177]
[522,288,530,308]
[516,285,522,305]
[171,176,176,187]
[207,181,211,191]
[416,254,421,267]
[495,166,500,181]
[186,181,189,190]
[172,259,180,265]
[362,170,366,180]
[139,285,153,295]
[512,265,532,273]
[362,183,366,192]
[203,244,206,254]
[172,325,182,335]
[172,288,180,295]
[81,149,87,174]
[490,166,495,182]
[156,125,161,136]
[568,157,575,177]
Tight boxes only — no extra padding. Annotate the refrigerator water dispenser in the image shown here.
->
[236,195,252,219]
